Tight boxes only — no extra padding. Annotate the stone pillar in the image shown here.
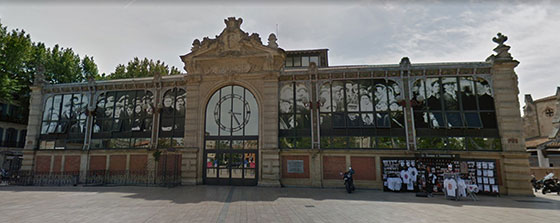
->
[489,33,533,196]
[258,78,281,187]
[21,85,43,172]
[182,77,202,185]
[536,146,550,167]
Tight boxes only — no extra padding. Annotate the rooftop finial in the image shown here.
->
[224,17,243,30]
[268,33,278,48]
[490,32,513,61]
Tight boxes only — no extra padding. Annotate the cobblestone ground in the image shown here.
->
[1,185,559,223]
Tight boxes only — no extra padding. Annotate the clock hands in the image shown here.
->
[229,110,242,126]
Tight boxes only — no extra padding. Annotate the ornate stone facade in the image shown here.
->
[20,18,532,195]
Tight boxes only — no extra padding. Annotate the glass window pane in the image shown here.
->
[414,112,429,128]
[219,140,231,149]
[295,83,310,113]
[429,112,444,128]
[232,86,245,136]
[231,153,243,169]
[320,113,332,130]
[206,91,220,136]
[219,87,233,136]
[391,112,404,128]
[285,57,293,67]
[295,114,310,129]
[232,140,243,149]
[447,137,465,150]
[332,137,347,148]
[279,137,295,149]
[464,112,482,128]
[133,138,150,148]
[319,82,332,112]
[348,136,361,148]
[417,137,445,149]
[361,113,374,127]
[412,79,427,110]
[301,56,309,67]
[392,137,407,149]
[43,96,53,121]
[244,140,258,149]
[172,137,184,148]
[388,81,403,111]
[346,81,359,112]
[295,137,312,149]
[459,77,477,110]
[244,168,256,179]
[280,82,294,113]
[280,114,295,130]
[176,89,186,117]
[359,80,374,112]
[51,95,62,121]
[310,56,319,65]
[332,81,345,112]
[446,112,463,127]
[205,140,217,150]
[374,80,388,112]
[426,78,441,110]
[333,113,345,128]
[442,77,459,110]
[347,113,361,128]
[377,137,392,148]
[293,56,301,66]
[480,112,497,129]
[376,112,390,128]
[245,89,258,136]
[475,78,494,110]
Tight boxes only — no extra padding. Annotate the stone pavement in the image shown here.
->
[0,185,559,223]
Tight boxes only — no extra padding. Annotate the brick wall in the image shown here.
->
[35,156,51,173]
[323,156,346,180]
[350,156,376,181]
[64,156,81,172]
[130,155,148,172]
[109,155,127,172]
[89,156,107,171]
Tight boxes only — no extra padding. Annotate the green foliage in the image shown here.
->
[0,20,101,114]
[103,57,181,80]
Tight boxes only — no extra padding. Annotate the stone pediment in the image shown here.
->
[180,17,286,75]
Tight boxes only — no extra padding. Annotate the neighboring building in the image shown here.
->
[0,100,27,174]
[20,18,531,195]
[523,87,560,167]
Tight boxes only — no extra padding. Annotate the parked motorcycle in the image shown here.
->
[541,175,560,195]
[531,175,544,192]
[341,167,355,193]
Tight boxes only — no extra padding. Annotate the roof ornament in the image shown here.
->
[267,33,278,48]
[488,32,513,62]
[33,64,47,86]
[191,39,201,52]
[225,17,243,30]
[399,57,411,69]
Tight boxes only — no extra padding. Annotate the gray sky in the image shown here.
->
[1,1,559,109]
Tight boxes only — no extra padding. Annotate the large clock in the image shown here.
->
[213,93,251,132]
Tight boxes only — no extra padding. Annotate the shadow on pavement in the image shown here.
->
[1,185,559,210]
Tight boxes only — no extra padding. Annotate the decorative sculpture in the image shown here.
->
[268,33,278,48]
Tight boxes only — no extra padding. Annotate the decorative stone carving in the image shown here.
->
[267,33,278,48]
[180,17,286,75]
[399,57,411,69]
[487,32,514,62]
[34,65,47,86]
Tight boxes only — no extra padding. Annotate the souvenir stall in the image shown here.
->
[381,154,500,197]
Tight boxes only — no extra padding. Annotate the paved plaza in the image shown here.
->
[0,185,559,223]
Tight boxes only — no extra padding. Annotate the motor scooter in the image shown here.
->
[541,175,560,195]
[340,167,355,193]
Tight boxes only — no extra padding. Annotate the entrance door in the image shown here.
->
[203,85,259,186]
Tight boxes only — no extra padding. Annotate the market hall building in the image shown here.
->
[20,17,532,195]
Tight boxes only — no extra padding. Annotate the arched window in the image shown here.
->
[204,85,258,184]
[158,88,186,148]
[92,90,153,149]
[39,93,88,149]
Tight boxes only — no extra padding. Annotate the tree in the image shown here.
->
[103,57,180,80]
[0,20,101,122]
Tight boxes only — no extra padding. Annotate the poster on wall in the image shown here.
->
[287,160,304,174]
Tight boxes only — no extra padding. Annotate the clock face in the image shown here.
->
[214,93,251,132]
